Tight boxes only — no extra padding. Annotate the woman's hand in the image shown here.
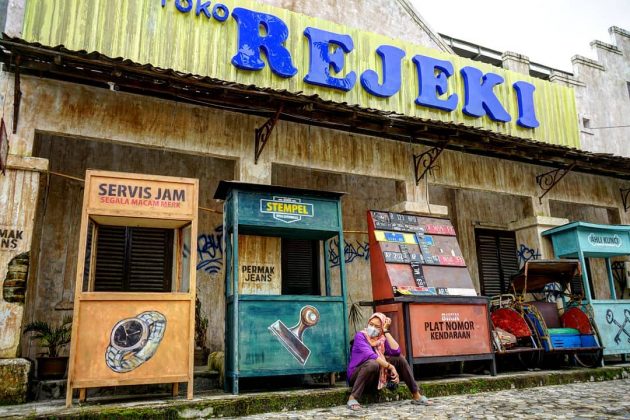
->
[388,364,399,383]
[383,317,391,332]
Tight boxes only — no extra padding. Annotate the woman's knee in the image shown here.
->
[388,355,406,366]
[365,359,380,373]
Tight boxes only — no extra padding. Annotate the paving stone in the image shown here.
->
[236,380,630,419]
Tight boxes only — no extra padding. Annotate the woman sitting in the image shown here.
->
[347,312,431,410]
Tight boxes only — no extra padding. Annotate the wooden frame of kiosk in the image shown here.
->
[367,211,496,375]
[215,181,349,394]
[66,170,198,406]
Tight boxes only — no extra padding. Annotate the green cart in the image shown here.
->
[215,182,349,394]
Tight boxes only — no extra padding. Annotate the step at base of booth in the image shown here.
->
[30,369,220,401]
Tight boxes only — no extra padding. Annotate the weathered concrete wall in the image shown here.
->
[273,165,399,333]
[571,27,630,157]
[256,0,450,52]
[0,0,24,38]
[0,155,46,358]
[0,75,623,356]
[429,187,532,290]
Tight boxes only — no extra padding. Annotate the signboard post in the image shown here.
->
[66,170,198,406]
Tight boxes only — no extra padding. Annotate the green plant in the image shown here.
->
[23,316,72,357]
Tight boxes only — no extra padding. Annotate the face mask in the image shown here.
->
[366,325,380,337]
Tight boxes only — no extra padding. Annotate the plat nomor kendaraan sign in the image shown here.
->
[22,0,580,148]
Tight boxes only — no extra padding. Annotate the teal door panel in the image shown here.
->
[591,302,630,355]
[238,300,346,374]
[236,191,341,231]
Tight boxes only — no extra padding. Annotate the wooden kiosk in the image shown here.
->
[66,170,198,406]
[215,181,349,394]
[543,222,630,359]
[367,211,496,375]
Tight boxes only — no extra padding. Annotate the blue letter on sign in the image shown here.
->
[513,81,539,128]
[412,55,458,112]
[460,66,511,122]
[231,8,297,78]
[303,27,356,92]
[361,45,405,98]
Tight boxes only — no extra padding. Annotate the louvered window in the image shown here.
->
[93,225,173,292]
[475,229,519,296]
[281,238,320,295]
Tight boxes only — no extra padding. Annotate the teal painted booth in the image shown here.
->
[543,222,630,357]
[214,182,349,394]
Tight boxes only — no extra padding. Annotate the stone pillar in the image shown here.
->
[389,177,448,217]
[0,155,47,359]
[508,216,570,268]
[0,154,47,404]
[501,51,530,75]
[0,358,30,404]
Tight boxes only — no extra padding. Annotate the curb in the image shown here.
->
[5,365,630,419]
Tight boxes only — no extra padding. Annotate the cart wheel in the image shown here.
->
[573,350,603,368]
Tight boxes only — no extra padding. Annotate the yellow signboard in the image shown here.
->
[22,0,580,148]
[374,231,418,245]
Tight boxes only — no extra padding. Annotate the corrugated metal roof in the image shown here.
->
[21,0,581,149]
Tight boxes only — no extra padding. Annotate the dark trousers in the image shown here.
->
[349,355,418,400]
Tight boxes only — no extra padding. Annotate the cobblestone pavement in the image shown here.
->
[238,379,630,419]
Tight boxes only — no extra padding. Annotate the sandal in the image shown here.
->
[411,395,432,406]
[347,398,362,411]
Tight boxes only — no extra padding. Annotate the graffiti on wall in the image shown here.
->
[188,229,370,273]
[516,244,540,267]
[196,225,224,274]
[327,239,370,268]
[183,225,225,275]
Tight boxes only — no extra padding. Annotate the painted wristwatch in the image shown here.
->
[105,311,167,373]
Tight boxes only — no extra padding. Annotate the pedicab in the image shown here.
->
[543,222,630,363]
[489,293,543,368]
[509,259,603,368]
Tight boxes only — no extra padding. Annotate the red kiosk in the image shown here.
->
[367,211,496,375]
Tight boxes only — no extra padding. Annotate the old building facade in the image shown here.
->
[0,0,628,377]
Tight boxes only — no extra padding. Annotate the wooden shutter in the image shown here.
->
[93,226,173,292]
[94,225,126,291]
[281,238,320,295]
[128,228,173,292]
[475,229,519,296]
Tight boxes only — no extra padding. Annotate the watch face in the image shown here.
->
[111,318,148,351]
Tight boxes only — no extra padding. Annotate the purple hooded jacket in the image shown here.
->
[347,331,401,380]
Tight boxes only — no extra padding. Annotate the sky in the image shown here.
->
[410,0,630,72]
